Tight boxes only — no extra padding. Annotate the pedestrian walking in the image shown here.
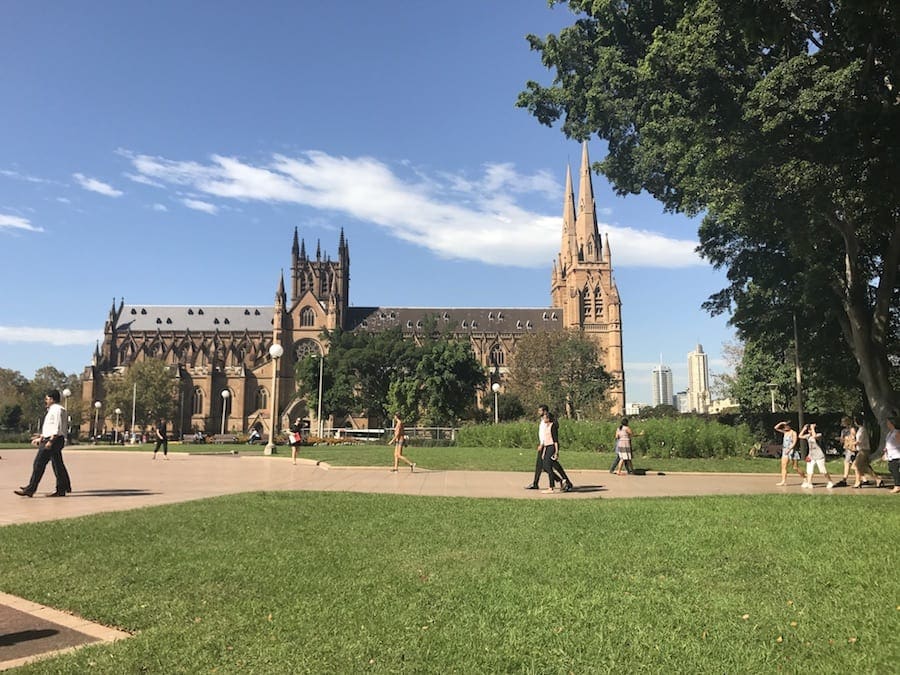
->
[851,416,883,488]
[798,423,833,489]
[774,421,806,486]
[882,417,900,494]
[289,418,304,465]
[834,416,857,487]
[14,389,72,498]
[537,405,573,493]
[613,418,636,476]
[390,413,415,472]
[153,418,169,459]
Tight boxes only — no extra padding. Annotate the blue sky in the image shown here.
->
[0,1,734,405]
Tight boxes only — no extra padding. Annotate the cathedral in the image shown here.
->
[81,144,624,437]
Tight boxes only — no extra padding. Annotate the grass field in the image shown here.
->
[2,492,898,673]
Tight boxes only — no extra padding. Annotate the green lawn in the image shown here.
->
[1,493,897,673]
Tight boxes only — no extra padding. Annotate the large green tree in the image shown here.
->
[507,330,614,419]
[518,0,899,435]
[104,359,177,429]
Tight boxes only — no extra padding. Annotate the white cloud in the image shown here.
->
[0,168,57,184]
[0,213,43,233]
[151,203,168,212]
[0,326,99,346]
[182,198,217,214]
[123,149,703,269]
[126,172,165,188]
[73,173,123,197]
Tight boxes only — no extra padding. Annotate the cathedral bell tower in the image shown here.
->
[551,143,625,413]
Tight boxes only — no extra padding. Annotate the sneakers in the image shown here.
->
[411,463,416,473]
[525,484,539,490]
[801,482,812,489]
[775,481,786,486]
[834,479,847,487]
[563,482,574,492]
[541,487,555,494]
[826,482,834,489]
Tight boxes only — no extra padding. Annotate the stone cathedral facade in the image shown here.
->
[81,144,624,436]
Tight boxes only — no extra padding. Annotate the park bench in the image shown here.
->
[209,434,239,444]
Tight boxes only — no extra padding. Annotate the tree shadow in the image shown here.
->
[0,628,59,647]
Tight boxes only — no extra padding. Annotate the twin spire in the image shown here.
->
[560,142,610,268]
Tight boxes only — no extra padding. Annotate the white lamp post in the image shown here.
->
[491,383,501,424]
[93,401,102,441]
[265,343,283,455]
[766,383,777,413]
[114,408,122,444]
[62,388,71,440]
[316,351,325,439]
[220,390,230,436]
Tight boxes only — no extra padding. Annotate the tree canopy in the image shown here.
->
[519,0,898,432]
[104,360,177,429]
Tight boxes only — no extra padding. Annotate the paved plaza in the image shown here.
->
[0,447,892,669]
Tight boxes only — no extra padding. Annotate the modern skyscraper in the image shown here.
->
[687,343,710,413]
[651,362,674,407]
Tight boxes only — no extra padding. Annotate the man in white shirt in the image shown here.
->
[15,389,72,497]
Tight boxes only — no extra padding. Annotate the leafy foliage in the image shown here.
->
[506,330,614,418]
[518,0,899,427]
[104,359,178,427]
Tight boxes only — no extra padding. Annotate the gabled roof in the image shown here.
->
[114,305,273,333]
[346,307,564,334]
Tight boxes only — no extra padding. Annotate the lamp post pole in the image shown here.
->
[93,401,102,442]
[491,382,500,424]
[767,383,777,414]
[265,343,283,455]
[114,408,122,444]
[62,388,71,441]
[220,390,230,436]
[316,352,325,439]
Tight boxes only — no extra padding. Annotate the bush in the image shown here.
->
[457,418,755,458]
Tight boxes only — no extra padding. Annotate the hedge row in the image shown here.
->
[456,418,756,459]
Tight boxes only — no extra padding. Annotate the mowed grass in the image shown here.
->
[2,492,897,673]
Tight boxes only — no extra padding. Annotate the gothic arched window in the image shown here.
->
[191,387,204,415]
[301,307,316,327]
[255,387,268,411]
[489,344,505,367]
[294,339,322,361]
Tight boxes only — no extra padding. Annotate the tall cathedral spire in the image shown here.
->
[576,141,601,262]
[561,164,577,268]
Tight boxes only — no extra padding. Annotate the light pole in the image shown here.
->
[93,401,102,441]
[265,343,283,455]
[220,390,230,436]
[767,383,777,413]
[316,351,324,439]
[114,408,122,444]
[62,388,71,440]
[491,382,501,424]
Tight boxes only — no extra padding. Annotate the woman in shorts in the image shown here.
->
[774,421,806,486]
[390,413,415,472]
[798,423,833,489]
[835,416,857,487]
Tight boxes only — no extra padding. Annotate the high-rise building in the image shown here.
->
[687,343,710,413]
[675,390,689,413]
[651,363,674,407]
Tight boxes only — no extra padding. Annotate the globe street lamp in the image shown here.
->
[315,351,325,439]
[93,401,102,442]
[220,390,230,436]
[491,382,501,424]
[114,408,122,444]
[265,343,283,455]
[766,383,777,413]
[62,388,71,440]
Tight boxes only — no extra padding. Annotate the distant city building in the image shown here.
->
[675,391,689,413]
[709,398,739,414]
[651,363,674,407]
[626,402,647,417]
[687,343,710,413]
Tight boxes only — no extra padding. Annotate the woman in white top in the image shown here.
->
[798,423,833,489]
[882,417,900,494]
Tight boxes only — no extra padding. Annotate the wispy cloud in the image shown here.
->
[126,172,165,188]
[0,168,57,185]
[122,149,703,268]
[73,173,123,197]
[151,203,168,212]
[182,198,217,214]
[0,326,99,346]
[0,213,43,233]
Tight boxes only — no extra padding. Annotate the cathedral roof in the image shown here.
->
[114,305,273,333]
[346,307,565,334]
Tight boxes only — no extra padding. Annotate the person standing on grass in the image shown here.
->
[14,389,72,498]
[851,416,883,488]
[798,423,833,489]
[153,418,168,459]
[774,421,805,487]
[835,416,857,487]
[882,417,900,494]
[289,418,303,465]
[390,413,415,472]
[537,405,573,493]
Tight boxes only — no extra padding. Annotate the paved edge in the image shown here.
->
[0,592,131,672]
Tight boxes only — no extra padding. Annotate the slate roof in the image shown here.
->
[114,305,274,333]
[346,307,565,334]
